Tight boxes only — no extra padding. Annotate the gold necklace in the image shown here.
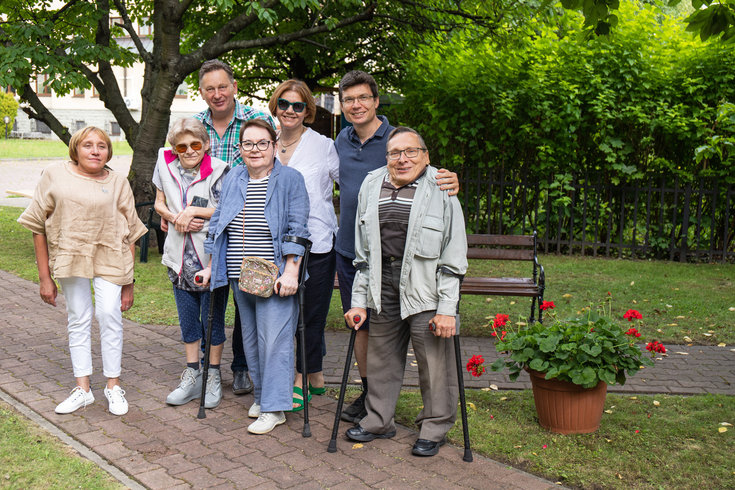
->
[279,127,305,153]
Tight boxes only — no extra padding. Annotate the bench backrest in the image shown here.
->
[466,234,536,261]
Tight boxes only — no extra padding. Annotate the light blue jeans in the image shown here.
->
[230,280,297,412]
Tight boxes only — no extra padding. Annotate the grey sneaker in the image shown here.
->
[166,367,202,406]
[204,368,222,409]
[232,370,253,395]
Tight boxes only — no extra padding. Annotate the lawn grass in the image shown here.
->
[0,401,123,489]
[0,139,132,159]
[393,389,735,489]
[2,205,733,343]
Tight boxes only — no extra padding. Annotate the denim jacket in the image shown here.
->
[352,165,468,318]
[204,159,310,290]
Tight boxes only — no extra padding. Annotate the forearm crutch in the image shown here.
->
[327,325,357,452]
[197,285,218,419]
[453,333,472,462]
[285,235,312,437]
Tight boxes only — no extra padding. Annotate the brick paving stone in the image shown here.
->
[135,467,187,490]
[94,440,135,460]
[218,466,269,487]
[176,468,228,488]
[233,451,283,473]
[154,453,201,476]
[191,451,241,474]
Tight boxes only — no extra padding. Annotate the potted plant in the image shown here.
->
[488,298,666,434]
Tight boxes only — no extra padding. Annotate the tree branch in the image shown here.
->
[111,0,154,64]
[19,84,72,144]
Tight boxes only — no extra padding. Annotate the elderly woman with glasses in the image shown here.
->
[200,118,310,434]
[152,117,230,410]
[267,79,339,411]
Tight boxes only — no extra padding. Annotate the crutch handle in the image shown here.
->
[353,315,361,324]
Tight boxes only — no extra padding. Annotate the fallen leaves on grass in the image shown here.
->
[718,427,728,433]
[653,400,660,406]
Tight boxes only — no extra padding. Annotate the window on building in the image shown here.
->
[138,17,153,36]
[91,85,99,98]
[36,74,52,97]
[175,82,188,99]
[73,87,85,98]
[110,121,121,136]
[74,120,86,132]
[35,120,52,134]
[4,86,16,94]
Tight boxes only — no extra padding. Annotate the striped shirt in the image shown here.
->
[225,176,274,278]
[195,99,275,168]
[378,173,422,259]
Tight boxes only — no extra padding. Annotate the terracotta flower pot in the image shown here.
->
[527,369,608,434]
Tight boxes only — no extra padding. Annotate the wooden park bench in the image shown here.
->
[333,232,546,323]
[462,232,546,323]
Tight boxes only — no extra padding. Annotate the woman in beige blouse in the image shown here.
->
[18,126,147,416]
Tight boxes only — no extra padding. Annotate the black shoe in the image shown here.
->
[411,437,446,457]
[340,391,366,423]
[232,370,253,395]
[346,425,396,442]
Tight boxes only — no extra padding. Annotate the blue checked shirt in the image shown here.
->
[194,99,275,168]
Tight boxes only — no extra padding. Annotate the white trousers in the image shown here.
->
[57,277,123,378]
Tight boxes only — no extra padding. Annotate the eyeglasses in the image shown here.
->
[174,141,203,153]
[277,98,306,113]
[341,94,375,106]
[386,147,427,160]
[240,140,274,152]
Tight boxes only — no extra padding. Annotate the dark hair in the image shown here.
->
[199,59,234,85]
[387,126,427,149]
[239,118,277,143]
[268,79,317,124]
[339,70,379,100]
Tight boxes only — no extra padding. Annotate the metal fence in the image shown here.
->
[458,168,735,262]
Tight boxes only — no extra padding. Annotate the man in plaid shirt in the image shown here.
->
[194,59,275,396]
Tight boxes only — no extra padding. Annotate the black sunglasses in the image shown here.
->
[277,98,306,113]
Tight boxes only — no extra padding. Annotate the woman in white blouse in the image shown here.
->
[268,80,340,410]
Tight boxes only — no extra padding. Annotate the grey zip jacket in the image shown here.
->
[351,165,468,319]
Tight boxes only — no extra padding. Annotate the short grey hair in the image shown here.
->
[387,126,427,149]
[198,59,235,85]
[167,118,210,148]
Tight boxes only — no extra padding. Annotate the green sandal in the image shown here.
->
[309,383,326,396]
[290,386,312,412]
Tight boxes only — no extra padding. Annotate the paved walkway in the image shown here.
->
[1,271,734,489]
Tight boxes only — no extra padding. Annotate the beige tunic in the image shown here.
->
[18,161,147,285]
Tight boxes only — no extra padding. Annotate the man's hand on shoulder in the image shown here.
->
[436,169,459,196]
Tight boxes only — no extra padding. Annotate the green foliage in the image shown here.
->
[491,304,658,388]
[0,92,18,135]
[390,2,735,184]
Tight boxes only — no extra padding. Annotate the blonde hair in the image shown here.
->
[167,118,210,147]
[268,79,317,125]
[68,126,113,164]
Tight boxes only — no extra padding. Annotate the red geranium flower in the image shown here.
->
[540,301,555,311]
[646,341,666,354]
[623,309,643,321]
[493,314,509,329]
[625,327,642,338]
[466,355,486,377]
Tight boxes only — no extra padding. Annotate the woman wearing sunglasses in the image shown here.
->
[152,117,230,409]
[268,80,340,411]
[200,118,310,434]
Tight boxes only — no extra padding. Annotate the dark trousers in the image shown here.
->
[295,248,336,374]
[231,296,249,372]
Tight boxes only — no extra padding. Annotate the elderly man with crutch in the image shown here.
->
[341,126,468,457]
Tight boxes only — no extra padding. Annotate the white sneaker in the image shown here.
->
[55,386,94,414]
[247,411,285,434]
[104,385,129,416]
[248,403,261,418]
[166,367,202,405]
